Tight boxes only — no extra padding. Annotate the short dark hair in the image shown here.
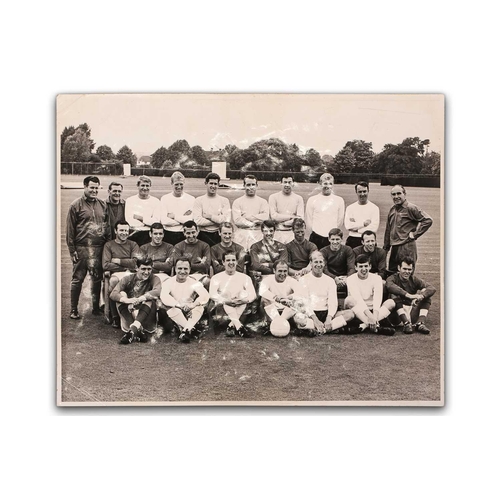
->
[108,181,123,191]
[328,227,343,239]
[205,172,220,184]
[281,174,294,182]
[84,176,99,187]
[150,222,164,233]
[183,220,198,231]
[175,257,191,268]
[355,180,369,192]
[355,254,370,266]
[223,251,238,261]
[361,230,377,241]
[136,255,153,268]
[292,218,306,230]
[114,219,130,230]
[399,255,415,268]
[243,175,257,186]
[261,219,276,231]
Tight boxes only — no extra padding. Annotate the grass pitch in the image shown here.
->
[58,175,442,404]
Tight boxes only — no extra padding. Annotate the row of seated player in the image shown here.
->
[108,238,435,344]
[102,217,390,322]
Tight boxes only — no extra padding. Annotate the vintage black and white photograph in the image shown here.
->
[57,93,443,406]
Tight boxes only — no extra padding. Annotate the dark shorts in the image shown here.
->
[198,230,221,247]
[309,232,330,251]
[71,246,103,283]
[163,231,185,246]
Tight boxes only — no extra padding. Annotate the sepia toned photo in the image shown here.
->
[57,93,444,406]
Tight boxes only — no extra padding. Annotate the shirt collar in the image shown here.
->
[107,196,125,205]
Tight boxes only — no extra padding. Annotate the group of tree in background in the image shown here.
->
[61,124,440,176]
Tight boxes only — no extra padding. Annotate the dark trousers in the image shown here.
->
[309,232,329,251]
[393,297,432,323]
[117,301,157,333]
[70,246,103,311]
[127,230,151,246]
[388,240,418,274]
[345,236,362,249]
[198,230,221,247]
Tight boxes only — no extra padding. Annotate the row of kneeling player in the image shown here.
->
[110,247,435,345]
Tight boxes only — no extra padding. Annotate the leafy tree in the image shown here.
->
[75,123,95,152]
[169,139,191,155]
[116,145,137,168]
[421,151,441,174]
[224,144,238,155]
[96,145,115,161]
[151,146,169,169]
[61,126,75,156]
[344,140,374,172]
[372,137,428,175]
[61,129,93,162]
[305,148,322,167]
[322,154,335,167]
[191,145,209,166]
[88,153,102,163]
[333,146,356,173]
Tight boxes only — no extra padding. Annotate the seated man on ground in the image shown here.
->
[286,218,317,279]
[209,251,257,338]
[210,222,248,275]
[102,220,141,327]
[344,254,396,336]
[385,256,436,334]
[352,230,387,279]
[259,260,302,336]
[109,256,161,344]
[172,221,211,288]
[320,228,356,294]
[159,258,210,343]
[296,251,354,336]
[140,222,174,282]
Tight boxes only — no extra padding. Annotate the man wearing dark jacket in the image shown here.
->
[66,176,108,319]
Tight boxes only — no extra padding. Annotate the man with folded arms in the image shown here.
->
[352,230,387,279]
[139,222,174,282]
[193,172,231,247]
[210,222,248,275]
[286,218,317,279]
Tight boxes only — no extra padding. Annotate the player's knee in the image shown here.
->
[167,307,182,319]
[383,299,395,310]
[344,297,356,310]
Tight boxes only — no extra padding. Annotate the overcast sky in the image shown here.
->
[57,94,443,157]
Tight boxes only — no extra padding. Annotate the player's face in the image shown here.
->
[275,264,288,283]
[151,228,164,246]
[362,234,376,253]
[356,185,369,203]
[281,177,293,194]
[293,225,306,242]
[311,256,325,276]
[175,261,190,281]
[321,179,333,195]
[116,224,130,242]
[391,186,406,205]
[398,262,413,281]
[108,185,122,203]
[138,181,151,198]
[223,254,237,273]
[183,227,198,243]
[172,180,184,196]
[84,181,100,199]
[356,262,371,279]
[262,225,275,242]
[136,264,153,280]
[244,179,257,197]
[206,179,219,195]
[220,227,233,245]
[328,234,342,251]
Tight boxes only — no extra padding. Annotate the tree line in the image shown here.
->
[61,124,440,175]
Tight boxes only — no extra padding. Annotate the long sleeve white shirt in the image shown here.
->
[232,195,269,229]
[344,201,380,238]
[193,194,231,232]
[209,271,257,303]
[155,192,195,232]
[305,193,345,237]
[298,273,338,317]
[124,195,160,228]
[268,192,305,231]
[345,272,383,312]
[160,277,209,307]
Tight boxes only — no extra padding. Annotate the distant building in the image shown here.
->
[137,155,152,166]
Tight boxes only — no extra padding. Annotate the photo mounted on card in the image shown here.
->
[57,94,444,406]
